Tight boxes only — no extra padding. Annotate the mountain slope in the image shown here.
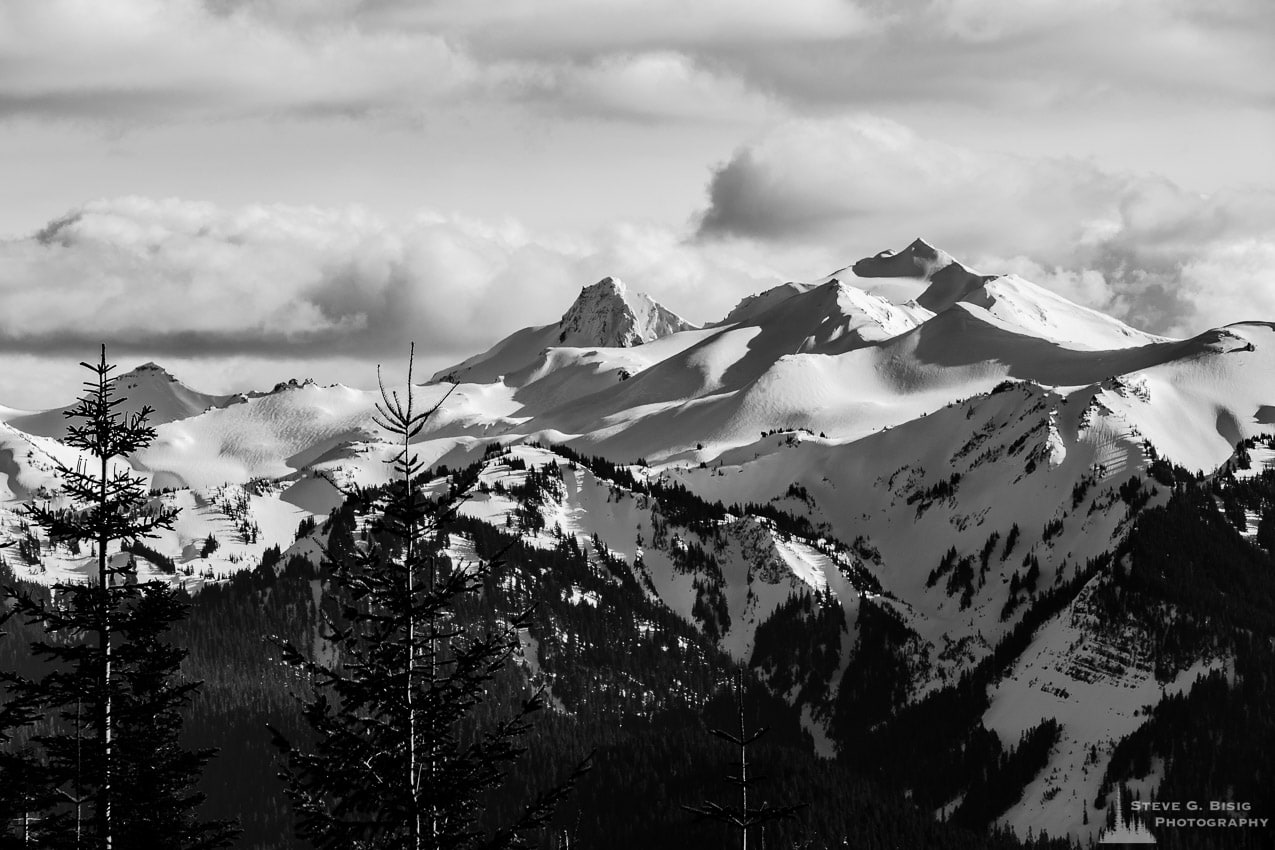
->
[136,380,381,489]
[9,362,241,438]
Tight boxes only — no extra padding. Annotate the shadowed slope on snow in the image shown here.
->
[853,238,1164,350]
[883,303,1204,387]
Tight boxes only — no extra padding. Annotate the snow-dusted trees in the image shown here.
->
[271,349,582,849]
[0,347,235,849]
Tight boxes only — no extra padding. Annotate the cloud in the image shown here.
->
[696,115,1275,336]
[0,0,783,126]
[526,52,778,123]
[0,197,780,366]
[718,0,1275,111]
[697,116,1118,250]
[4,0,1269,129]
[214,0,877,54]
[0,1,491,124]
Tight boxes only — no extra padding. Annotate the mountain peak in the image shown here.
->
[904,236,941,258]
[569,276,630,309]
[126,361,177,381]
[851,237,957,281]
[587,275,624,293]
[850,238,997,313]
[428,275,699,384]
[267,377,317,394]
[10,360,238,437]
[557,276,696,348]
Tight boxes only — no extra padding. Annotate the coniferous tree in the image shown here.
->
[684,669,805,849]
[1,347,234,849]
[110,584,238,848]
[272,348,583,850]
[0,557,55,846]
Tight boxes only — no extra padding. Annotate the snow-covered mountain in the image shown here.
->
[853,237,1163,350]
[9,362,243,439]
[3,241,1274,845]
[432,276,697,387]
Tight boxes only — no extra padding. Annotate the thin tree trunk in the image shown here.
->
[98,445,112,850]
[407,439,419,850]
[76,689,84,850]
[428,548,437,850]
[739,670,748,850]
[401,377,424,850]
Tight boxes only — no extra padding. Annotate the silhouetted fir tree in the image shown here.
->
[0,347,234,849]
[0,555,55,847]
[683,669,805,849]
[271,348,584,850]
[111,584,238,848]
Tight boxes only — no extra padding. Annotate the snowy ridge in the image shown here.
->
[850,238,1162,351]
[10,362,241,438]
[966,275,1167,351]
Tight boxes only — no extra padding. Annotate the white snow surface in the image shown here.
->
[984,573,1224,843]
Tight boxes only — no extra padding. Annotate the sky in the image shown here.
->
[1,0,1274,407]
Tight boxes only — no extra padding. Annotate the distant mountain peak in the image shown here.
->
[847,238,1165,349]
[852,237,961,281]
[126,362,177,381]
[851,239,996,313]
[556,276,696,348]
[9,360,240,437]
[586,275,623,294]
[904,236,941,257]
[268,378,317,394]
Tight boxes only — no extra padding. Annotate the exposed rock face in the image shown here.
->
[556,277,696,348]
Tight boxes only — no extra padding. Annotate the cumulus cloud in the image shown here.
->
[4,0,1270,127]
[696,115,1275,336]
[724,0,1275,110]
[528,52,777,123]
[0,1,493,124]
[698,116,1124,251]
[0,197,779,366]
[0,0,783,126]
[212,0,877,54]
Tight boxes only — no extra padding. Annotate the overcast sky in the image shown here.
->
[2,0,1274,407]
